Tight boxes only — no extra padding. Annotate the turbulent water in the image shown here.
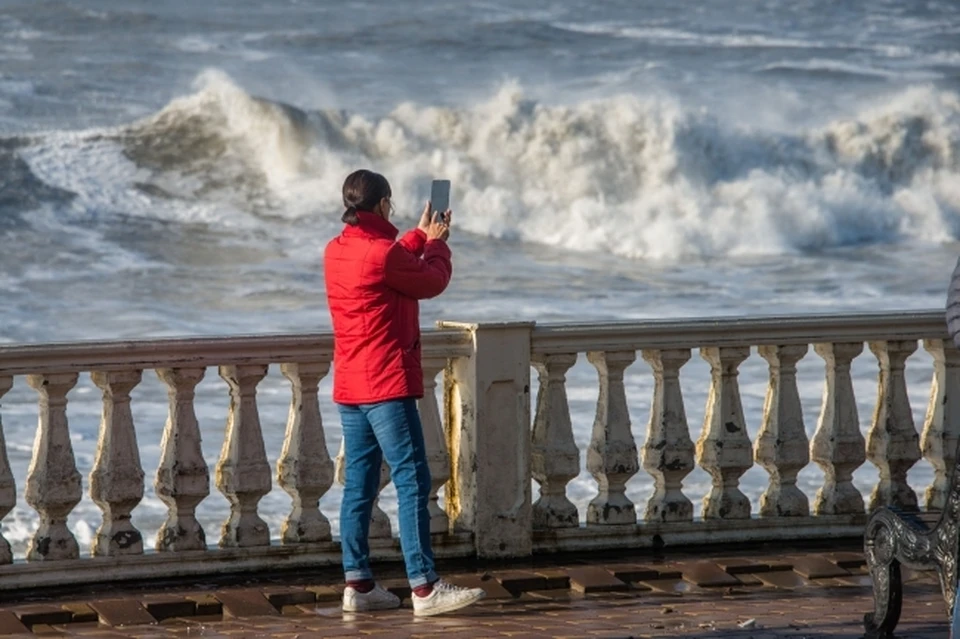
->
[1,0,960,557]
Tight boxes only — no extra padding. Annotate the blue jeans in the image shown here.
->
[338,398,437,588]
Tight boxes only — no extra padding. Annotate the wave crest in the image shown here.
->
[12,71,960,259]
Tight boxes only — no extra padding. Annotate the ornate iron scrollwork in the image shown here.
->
[864,473,960,637]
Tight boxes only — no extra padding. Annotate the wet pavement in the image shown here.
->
[0,543,948,638]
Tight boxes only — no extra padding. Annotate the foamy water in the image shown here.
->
[1,0,959,557]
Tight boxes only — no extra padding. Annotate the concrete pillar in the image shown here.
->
[811,342,866,515]
[531,353,580,530]
[586,350,639,525]
[0,376,15,564]
[867,340,921,511]
[420,357,452,535]
[641,348,695,523]
[216,365,271,548]
[921,339,960,511]
[90,370,145,556]
[440,321,534,559]
[25,373,82,561]
[697,346,752,520]
[755,345,810,517]
[155,367,210,551]
[279,362,334,544]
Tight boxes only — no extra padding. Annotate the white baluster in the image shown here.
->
[921,339,960,510]
[0,376,15,564]
[155,368,210,551]
[755,345,810,517]
[810,342,866,515]
[867,340,921,511]
[697,347,753,519]
[641,349,694,523]
[90,370,145,556]
[335,441,392,538]
[216,365,271,548]
[586,351,638,525]
[419,357,451,534]
[531,353,580,529]
[278,362,334,543]
[25,373,81,560]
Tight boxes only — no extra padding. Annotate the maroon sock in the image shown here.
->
[347,579,375,593]
[413,581,436,598]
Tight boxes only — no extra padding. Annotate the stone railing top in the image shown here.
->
[0,311,950,375]
[529,310,950,354]
[0,329,474,375]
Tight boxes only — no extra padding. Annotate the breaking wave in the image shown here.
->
[6,69,960,259]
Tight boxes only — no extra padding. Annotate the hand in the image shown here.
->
[425,209,452,242]
[417,201,433,233]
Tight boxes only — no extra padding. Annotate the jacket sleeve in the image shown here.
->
[384,239,452,300]
[947,257,960,350]
[397,229,427,257]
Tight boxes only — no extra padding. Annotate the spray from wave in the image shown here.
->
[8,69,960,259]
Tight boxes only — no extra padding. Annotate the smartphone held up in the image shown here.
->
[430,179,451,224]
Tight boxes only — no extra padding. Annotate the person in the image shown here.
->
[324,169,486,617]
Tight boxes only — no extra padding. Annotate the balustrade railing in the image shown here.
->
[0,331,473,590]
[0,311,955,590]
[522,311,959,552]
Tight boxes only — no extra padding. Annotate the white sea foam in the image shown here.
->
[13,71,960,261]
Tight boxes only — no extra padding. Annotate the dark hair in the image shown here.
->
[341,169,391,225]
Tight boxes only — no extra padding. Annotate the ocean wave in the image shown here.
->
[8,70,960,260]
[757,59,942,80]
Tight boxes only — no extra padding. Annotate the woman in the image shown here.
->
[324,169,485,617]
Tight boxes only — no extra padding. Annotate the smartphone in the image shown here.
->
[430,179,451,219]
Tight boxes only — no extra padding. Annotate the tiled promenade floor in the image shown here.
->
[0,544,950,638]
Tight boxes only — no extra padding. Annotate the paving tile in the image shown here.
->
[533,568,570,590]
[731,573,764,586]
[826,551,866,569]
[138,596,196,622]
[790,555,851,579]
[0,611,28,635]
[30,624,67,636]
[61,603,99,624]
[214,589,278,618]
[566,567,628,594]
[755,571,809,590]
[182,594,222,617]
[89,600,157,627]
[679,561,742,588]
[261,586,316,609]
[525,589,576,602]
[174,614,224,625]
[50,621,105,635]
[446,574,514,599]
[604,563,663,583]
[714,558,776,574]
[305,585,342,604]
[13,604,73,628]
[492,570,549,594]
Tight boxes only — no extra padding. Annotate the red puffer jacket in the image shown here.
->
[324,211,453,405]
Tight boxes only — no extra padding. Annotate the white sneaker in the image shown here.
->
[412,579,486,617]
[342,584,402,612]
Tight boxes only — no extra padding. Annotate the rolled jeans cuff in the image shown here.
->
[345,569,374,583]
[409,570,438,589]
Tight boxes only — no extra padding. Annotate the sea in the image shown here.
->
[1,0,959,558]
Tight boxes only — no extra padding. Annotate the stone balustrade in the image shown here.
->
[0,311,955,591]
[520,311,958,554]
